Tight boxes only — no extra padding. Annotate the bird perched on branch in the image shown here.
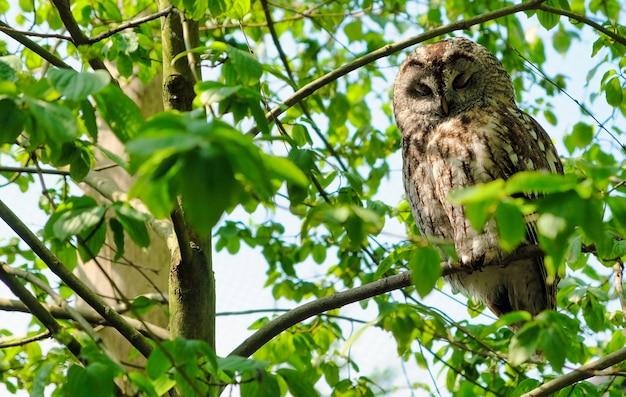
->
[393,37,561,323]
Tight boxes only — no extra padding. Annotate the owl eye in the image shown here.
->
[452,73,473,89]
[411,83,433,97]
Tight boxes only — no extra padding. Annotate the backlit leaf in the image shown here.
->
[93,84,144,143]
[48,69,110,101]
[409,246,442,298]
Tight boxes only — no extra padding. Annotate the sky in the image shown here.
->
[0,4,624,397]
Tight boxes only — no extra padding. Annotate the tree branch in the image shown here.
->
[0,166,70,176]
[0,331,51,348]
[0,25,71,41]
[0,263,83,359]
[2,263,102,343]
[0,297,170,340]
[228,271,412,358]
[522,346,626,396]
[537,4,626,47]
[229,245,544,358]
[0,199,154,358]
[0,21,72,69]
[50,0,113,76]
[87,6,174,44]
[82,170,175,250]
[247,0,548,136]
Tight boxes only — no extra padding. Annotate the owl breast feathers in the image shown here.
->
[393,37,562,321]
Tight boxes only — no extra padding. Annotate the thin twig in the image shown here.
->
[87,6,174,44]
[247,0,549,136]
[614,262,626,317]
[82,170,175,248]
[537,4,626,47]
[0,296,170,340]
[50,0,113,77]
[2,264,101,343]
[228,245,544,358]
[0,25,71,41]
[0,166,70,176]
[202,5,376,30]
[522,345,626,396]
[0,199,154,358]
[0,331,51,348]
[0,263,83,359]
[514,48,626,152]
[0,21,71,69]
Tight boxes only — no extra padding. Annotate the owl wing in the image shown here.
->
[427,105,561,314]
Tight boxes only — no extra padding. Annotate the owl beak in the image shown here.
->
[441,97,450,116]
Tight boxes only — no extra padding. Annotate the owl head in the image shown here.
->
[393,37,516,136]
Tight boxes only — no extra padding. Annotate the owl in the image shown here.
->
[393,37,562,321]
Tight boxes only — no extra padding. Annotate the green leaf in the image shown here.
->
[69,141,93,181]
[0,98,24,144]
[47,196,105,240]
[98,0,122,21]
[448,179,505,204]
[508,323,539,365]
[112,203,150,248]
[582,294,605,332]
[80,99,98,140]
[224,46,263,86]
[288,124,312,147]
[536,9,559,30]
[93,84,144,143]
[375,244,414,279]
[241,372,280,397]
[277,368,320,397]
[263,156,309,187]
[48,69,110,101]
[409,246,442,298]
[564,122,594,152]
[208,0,250,19]
[217,356,269,372]
[24,97,79,142]
[0,55,21,81]
[152,375,176,396]
[109,217,125,261]
[512,379,542,396]
[552,27,572,54]
[127,372,159,397]
[247,93,270,135]
[180,152,240,235]
[32,360,58,397]
[130,171,177,218]
[146,346,172,380]
[194,81,241,105]
[543,108,557,125]
[77,219,106,261]
[504,172,579,195]
[604,77,623,107]
[495,202,526,251]
[65,362,117,397]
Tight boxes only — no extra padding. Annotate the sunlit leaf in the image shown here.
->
[48,69,110,101]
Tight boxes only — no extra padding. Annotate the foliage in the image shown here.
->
[0,0,625,396]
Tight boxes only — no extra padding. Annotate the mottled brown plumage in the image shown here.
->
[393,37,561,321]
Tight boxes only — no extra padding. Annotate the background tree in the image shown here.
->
[0,0,625,396]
